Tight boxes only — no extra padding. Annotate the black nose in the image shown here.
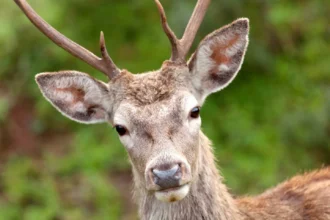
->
[152,164,182,189]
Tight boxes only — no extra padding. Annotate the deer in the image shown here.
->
[14,0,330,219]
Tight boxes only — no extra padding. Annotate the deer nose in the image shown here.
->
[152,164,182,189]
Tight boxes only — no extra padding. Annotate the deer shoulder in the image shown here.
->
[237,167,330,220]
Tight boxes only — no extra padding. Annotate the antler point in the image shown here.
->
[100,31,105,45]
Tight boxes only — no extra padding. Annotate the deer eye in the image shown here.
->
[190,107,200,119]
[115,125,128,136]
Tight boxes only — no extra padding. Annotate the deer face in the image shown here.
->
[112,66,201,202]
[35,18,249,202]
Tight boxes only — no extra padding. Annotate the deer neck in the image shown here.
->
[135,131,240,220]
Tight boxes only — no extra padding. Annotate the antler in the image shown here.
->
[14,0,120,79]
[155,0,211,63]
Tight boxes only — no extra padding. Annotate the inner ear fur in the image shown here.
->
[188,18,249,101]
[36,71,111,124]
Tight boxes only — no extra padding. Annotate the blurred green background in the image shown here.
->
[0,0,330,219]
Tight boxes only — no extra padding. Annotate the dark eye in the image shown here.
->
[190,107,200,118]
[115,125,128,136]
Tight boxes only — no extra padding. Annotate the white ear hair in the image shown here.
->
[36,71,111,124]
[188,18,249,102]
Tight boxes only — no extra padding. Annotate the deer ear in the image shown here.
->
[188,18,249,101]
[36,71,110,124]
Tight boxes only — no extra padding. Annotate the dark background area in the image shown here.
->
[0,0,329,219]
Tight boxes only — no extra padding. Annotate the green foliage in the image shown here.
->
[0,0,329,219]
[1,153,122,219]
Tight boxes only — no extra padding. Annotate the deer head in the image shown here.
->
[15,0,249,203]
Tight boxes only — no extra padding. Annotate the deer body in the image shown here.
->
[137,131,330,220]
[237,167,330,220]
[14,0,330,219]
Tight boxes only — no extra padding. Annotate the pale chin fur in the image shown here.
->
[155,184,190,203]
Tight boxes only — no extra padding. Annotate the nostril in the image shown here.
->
[151,164,182,189]
[153,164,179,178]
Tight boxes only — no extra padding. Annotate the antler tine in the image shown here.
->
[14,0,120,80]
[180,0,211,58]
[100,31,120,79]
[154,0,181,61]
[155,0,211,63]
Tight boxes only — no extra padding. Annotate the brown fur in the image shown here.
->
[56,87,85,104]
[16,0,329,217]
[136,131,330,220]
[31,16,330,220]
[109,73,330,219]
[237,168,330,220]
[115,66,179,106]
[210,34,239,65]
[136,132,240,220]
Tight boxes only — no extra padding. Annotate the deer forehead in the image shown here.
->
[113,65,190,106]
[113,90,198,130]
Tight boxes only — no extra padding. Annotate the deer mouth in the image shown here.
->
[155,184,190,203]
